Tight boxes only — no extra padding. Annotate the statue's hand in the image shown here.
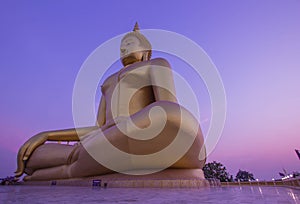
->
[15,132,48,177]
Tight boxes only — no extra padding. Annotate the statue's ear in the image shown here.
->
[142,52,147,61]
[142,51,150,61]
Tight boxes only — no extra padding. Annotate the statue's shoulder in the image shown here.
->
[101,71,119,87]
[149,58,171,68]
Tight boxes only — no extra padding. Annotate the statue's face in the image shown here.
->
[120,35,143,61]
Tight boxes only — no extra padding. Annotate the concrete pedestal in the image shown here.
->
[22,169,209,188]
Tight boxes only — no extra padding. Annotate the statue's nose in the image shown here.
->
[120,48,126,53]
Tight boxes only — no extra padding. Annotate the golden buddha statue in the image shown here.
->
[15,23,206,181]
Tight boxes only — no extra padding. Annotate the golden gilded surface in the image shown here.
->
[15,23,206,181]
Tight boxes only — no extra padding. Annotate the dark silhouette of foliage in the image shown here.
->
[0,176,19,185]
[203,161,233,182]
[235,169,255,181]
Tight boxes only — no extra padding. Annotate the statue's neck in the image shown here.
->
[120,59,150,73]
[122,58,142,67]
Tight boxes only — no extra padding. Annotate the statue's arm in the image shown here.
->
[23,91,106,143]
[150,58,177,102]
[36,93,107,142]
[43,126,99,141]
[15,126,99,177]
[15,95,107,177]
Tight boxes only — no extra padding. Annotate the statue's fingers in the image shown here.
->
[20,142,31,161]
[14,144,29,176]
[15,164,24,177]
[23,139,44,161]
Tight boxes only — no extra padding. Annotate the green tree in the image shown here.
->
[235,169,255,181]
[203,161,233,182]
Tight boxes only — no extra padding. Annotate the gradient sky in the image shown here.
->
[0,1,299,180]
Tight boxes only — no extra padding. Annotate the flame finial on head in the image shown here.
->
[133,22,140,31]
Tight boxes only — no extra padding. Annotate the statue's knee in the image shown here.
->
[151,101,196,128]
[150,101,181,119]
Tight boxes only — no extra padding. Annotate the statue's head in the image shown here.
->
[120,22,152,66]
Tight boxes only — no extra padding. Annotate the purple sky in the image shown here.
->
[0,1,299,180]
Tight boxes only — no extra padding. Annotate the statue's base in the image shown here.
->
[21,169,209,188]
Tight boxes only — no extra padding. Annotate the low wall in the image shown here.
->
[221,178,300,188]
